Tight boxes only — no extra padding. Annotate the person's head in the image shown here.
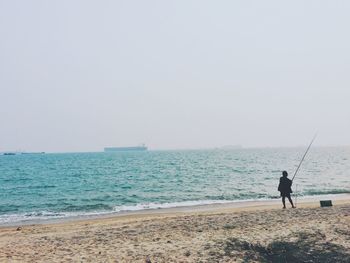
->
[282,171,288,177]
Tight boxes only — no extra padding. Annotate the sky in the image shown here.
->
[0,1,350,152]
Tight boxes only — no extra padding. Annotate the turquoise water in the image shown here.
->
[0,147,349,224]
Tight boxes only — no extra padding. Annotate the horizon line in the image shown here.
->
[1,144,350,154]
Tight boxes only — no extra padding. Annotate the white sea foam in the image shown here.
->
[113,200,237,212]
[0,200,250,225]
[0,211,67,224]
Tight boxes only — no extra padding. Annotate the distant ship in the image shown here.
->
[2,152,45,155]
[22,152,45,155]
[104,145,148,152]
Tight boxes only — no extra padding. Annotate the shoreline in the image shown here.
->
[1,195,349,262]
[1,193,349,228]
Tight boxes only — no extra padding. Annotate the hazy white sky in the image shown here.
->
[1,1,349,152]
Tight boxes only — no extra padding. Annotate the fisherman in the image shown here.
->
[278,171,295,209]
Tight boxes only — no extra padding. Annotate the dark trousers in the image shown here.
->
[281,192,294,207]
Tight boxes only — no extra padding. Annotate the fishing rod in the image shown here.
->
[292,133,317,182]
[295,184,298,208]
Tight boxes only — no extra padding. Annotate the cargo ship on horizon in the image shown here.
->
[104,144,148,152]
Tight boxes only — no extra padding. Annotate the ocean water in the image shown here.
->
[0,147,349,224]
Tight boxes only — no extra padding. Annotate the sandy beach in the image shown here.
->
[0,196,349,262]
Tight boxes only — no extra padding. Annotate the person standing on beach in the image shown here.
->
[278,171,295,209]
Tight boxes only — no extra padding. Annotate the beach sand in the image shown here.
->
[0,197,350,262]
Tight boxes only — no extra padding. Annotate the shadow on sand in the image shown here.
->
[209,231,350,263]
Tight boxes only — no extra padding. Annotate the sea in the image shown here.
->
[0,147,349,225]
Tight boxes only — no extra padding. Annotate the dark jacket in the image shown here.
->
[278,176,293,194]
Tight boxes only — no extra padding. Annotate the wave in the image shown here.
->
[1,192,349,225]
[0,211,67,224]
[112,191,350,213]
[113,200,237,212]
[0,199,254,225]
[0,209,117,225]
[63,203,114,212]
[303,189,350,196]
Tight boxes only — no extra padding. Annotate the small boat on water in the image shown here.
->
[3,153,16,155]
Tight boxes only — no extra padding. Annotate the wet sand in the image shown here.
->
[0,196,349,262]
